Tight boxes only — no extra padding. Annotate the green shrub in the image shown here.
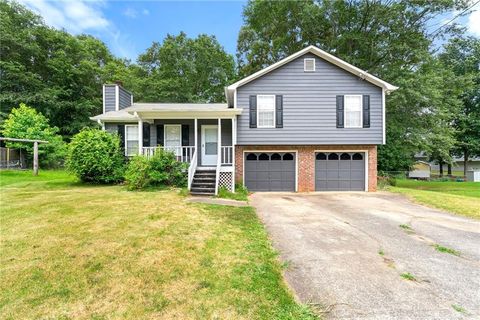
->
[124,156,151,190]
[125,150,187,190]
[66,129,124,183]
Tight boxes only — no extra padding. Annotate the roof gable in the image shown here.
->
[226,45,398,106]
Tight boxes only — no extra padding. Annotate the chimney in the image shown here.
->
[102,82,133,113]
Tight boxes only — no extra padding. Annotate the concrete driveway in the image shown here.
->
[250,192,480,320]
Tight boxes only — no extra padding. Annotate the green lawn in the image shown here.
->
[389,179,480,220]
[0,170,317,320]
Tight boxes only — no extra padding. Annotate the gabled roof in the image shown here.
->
[226,45,398,106]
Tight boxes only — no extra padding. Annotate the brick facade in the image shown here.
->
[235,145,377,192]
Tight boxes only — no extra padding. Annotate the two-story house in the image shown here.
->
[91,46,398,195]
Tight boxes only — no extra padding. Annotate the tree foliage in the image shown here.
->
[1,103,66,167]
[107,32,235,103]
[439,37,480,174]
[0,0,116,138]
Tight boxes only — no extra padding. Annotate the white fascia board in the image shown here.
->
[227,45,399,94]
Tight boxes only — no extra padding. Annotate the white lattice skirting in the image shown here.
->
[218,171,234,191]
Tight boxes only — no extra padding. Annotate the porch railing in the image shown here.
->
[142,146,195,163]
[221,146,233,165]
[187,149,198,190]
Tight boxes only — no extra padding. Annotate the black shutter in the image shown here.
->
[275,95,283,128]
[156,124,164,146]
[249,95,257,128]
[142,123,150,147]
[117,125,125,153]
[181,124,189,146]
[336,95,344,128]
[363,95,370,128]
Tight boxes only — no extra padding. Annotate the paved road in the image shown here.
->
[250,192,480,320]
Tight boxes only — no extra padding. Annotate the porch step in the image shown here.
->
[191,169,217,196]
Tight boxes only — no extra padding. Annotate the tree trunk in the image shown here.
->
[447,164,452,176]
[439,160,443,177]
[464,149,469,177]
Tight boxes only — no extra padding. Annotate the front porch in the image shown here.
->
[94,103,241,195]
[136,118,236,195]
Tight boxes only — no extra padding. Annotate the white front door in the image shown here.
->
[164,124,182,156]
[201,125,218,166]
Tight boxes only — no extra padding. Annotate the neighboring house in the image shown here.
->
[91,46,398,195]
[408,161,431,179]
[415,152,480,174]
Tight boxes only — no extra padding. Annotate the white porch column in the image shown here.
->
[232,117,236,192]
[217,118,222,164]
[194,118,198,157]
[138,118,143,155]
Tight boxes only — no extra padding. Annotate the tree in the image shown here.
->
[236,0,470,171]
[1,103,66,167]
[0,0,115,138]
[133,32,235,103]
[440,37,480,176]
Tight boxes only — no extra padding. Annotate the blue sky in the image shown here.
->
[18,0,480,62]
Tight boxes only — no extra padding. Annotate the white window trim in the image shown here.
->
[304,58,315,72]
[344,95,363,128]
[125,124,139,156]
[163,124,182,147]
[256,94,276,128]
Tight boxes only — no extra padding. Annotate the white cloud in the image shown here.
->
[467,8,480,36]
[18,0,109,34]
[18,0,137,60]
[123,7,137,19]
[142,9,149,16]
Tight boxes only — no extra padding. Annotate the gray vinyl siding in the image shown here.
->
[104,85,116,112]
[104,123,118,133]
[236,53,383,145]
[104,85,132,112]
[119,87,132,109]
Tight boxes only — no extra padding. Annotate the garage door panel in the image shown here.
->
[316,161,327,170]
[339,162,351,170]
[351,161,364,170]
[338,170,351,179]
[327,181,339,190]
[327,171,338,179]
[245,152,296,191]
[351,171,364,179]
[315,170,327,180]
[327,162,339,170]
[350,181,364,190]
[315,152,365,192]
[316,180,327,190]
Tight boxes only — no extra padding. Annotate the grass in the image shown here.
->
[400,272,416,281]
[399,224,413,232]
[451,304,466,313]
[217,184,249,202]
[378,248,385,256]
[433,244,461,256]
[389,179,480,220]
[0,170,318,320]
